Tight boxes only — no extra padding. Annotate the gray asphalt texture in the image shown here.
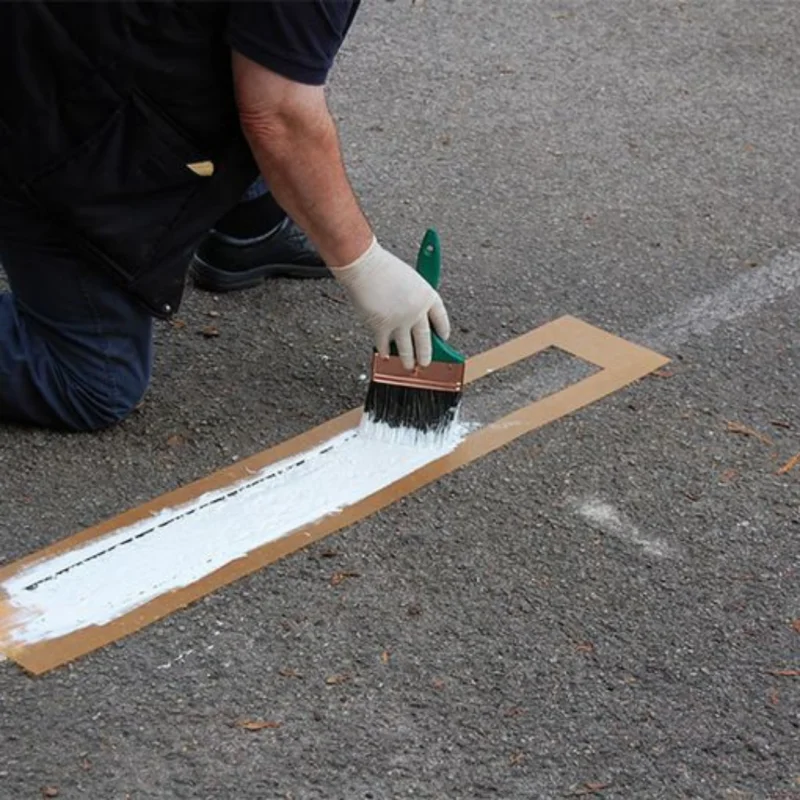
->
[1,2,799,798]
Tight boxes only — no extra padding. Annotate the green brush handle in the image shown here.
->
[414,229,466,366]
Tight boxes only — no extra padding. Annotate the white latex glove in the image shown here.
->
[332,237,451,370]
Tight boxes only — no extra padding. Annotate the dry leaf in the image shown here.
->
[725,420,772,446]
[768,688,780,706]
[776,453,800,475]
[719,468,739,483]
[509,751,524,766]
[330,571,360,587]
[791,619,800,634]
[169,318,186,329]
[768,669,800,677]
[234,719,282,731]
[41,789,59,799]
[575,641,595,654]
[166,434,184,448]
[200,325,219,338]
[325,673,351,686]
[278,667,302,679]
[320,290,347,306]
[380,650,391,664]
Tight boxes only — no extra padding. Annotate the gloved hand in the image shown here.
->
[332,237,451,370]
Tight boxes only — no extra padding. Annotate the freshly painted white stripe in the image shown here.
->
[2,424,467,647]
[570,496,675,558]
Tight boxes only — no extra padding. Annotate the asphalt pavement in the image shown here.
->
[1,1,798,798]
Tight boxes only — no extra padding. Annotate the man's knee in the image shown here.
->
[0,297,153,432]
[60,369,149,432]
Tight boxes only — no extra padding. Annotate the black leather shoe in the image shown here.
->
[190,217,330,292]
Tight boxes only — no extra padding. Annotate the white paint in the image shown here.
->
[571,496,675,558]
[471,248,800,424]
[156,640,217,670]
[156,647,194,670]
[2,425,467,647]
[359,412,473,448]
[638,249,800,351]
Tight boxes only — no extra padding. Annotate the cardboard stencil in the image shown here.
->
[0,316,668,675]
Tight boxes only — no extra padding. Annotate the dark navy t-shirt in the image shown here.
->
[227,1,361,86]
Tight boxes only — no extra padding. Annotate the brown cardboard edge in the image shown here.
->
[1,316,668,675]
[0,319,565,583]
[0,409,362,582]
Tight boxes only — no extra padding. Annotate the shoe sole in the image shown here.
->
[190,254,332,292]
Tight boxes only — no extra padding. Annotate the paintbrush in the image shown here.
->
[361,229,466,444]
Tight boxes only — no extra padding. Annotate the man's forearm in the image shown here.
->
[237,99,372,266]
[230,52,451,369]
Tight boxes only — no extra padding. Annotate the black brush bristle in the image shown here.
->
[363,381,462,434]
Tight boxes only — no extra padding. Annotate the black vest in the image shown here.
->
[0,1,258,317]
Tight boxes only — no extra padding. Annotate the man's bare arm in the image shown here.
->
[232,51,372,267]
[231,50,450,369]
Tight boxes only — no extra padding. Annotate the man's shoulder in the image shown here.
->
[227,0,361,86]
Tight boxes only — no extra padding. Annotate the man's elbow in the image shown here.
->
[239,96,334,156]
[232,54,333,150]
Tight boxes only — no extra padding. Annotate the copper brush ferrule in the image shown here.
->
[370,354,465,393]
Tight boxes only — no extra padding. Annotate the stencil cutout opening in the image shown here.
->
[462,346,598,426]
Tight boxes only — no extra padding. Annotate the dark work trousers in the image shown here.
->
[0,167,270,431]
[0,186,154,431]
[0,178,267,431]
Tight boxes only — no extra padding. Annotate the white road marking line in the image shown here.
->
[570,496,676,558]
[639,249,800,351]
[479,248,800,422]
[563,252,800,560]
